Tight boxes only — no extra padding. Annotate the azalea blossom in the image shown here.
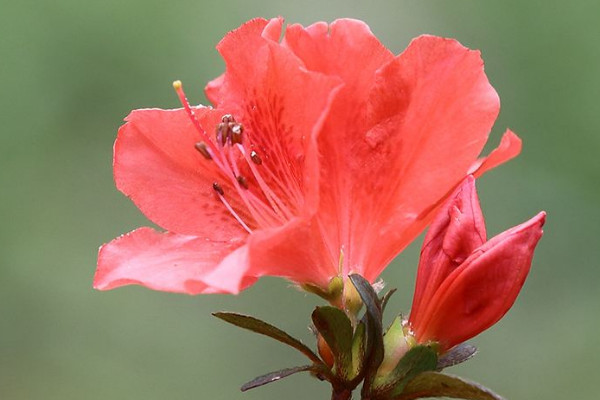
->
[95,18,522,295]
[408,176,545,352]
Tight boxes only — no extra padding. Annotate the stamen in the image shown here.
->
[250,150,262,165]
[195,142,212,160]
[215,190,252,234]
[172,80,221,160]
[238,145,294,220]
[230,123,243,144]
[236,175,249,189]
[212,182,224,196]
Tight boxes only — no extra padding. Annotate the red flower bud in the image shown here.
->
[317,333,335,368]
[408,176,545,352]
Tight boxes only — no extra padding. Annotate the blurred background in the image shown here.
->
[1,0,598,399]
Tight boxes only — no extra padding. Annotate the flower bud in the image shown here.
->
[317,333,335,368]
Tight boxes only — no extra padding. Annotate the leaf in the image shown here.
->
[395,371,505,400]
[240,365,317,392]
[381,345,438,397]
[380,288,397,313]
[312,306,354,379]
[437,343,478,370]
[213,312,322,364]
[349,274,384,392]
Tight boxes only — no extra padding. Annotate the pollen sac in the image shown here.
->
[250,150,262,165]
[236,175,249,189]
[221,114,235,124]
[215,123,229,146]
[194,142,212,160]
[212,182,224,196]
[215,114,244,146]
[230,123,244,144]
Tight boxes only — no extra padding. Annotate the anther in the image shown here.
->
[221,114,234,123]
[216,123,228,146]
[194,142,212,160]
[236,175,249,189]
[250,150,262,165]
[230,123,243,144]
[212,182,224,196]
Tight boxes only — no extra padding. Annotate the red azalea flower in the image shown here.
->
[95,18,522,295]
[408,176,546,352]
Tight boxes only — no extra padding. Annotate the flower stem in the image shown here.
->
[331,388,352,400]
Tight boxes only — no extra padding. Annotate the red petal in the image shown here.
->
[213,17,342,218]
[409,177,486,328]
[469,129,522,177]
[320,35,502,281]
[94,227,254,295]
[281,20,396,279]
[113,108,248,238]
[283,19,394,93]
[416,212,546,351]
[206,18,287,106]
[247,217,338,288]
[204,73,224,106]
[209,18,283,108]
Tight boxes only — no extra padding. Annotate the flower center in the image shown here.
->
[172,80,295,234]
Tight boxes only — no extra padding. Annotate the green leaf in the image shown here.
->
[349,274,384,393]
[394,371,505,400]
[378,345,438,397]
[212,312,322,364]
[240,365,317,392]
[437,343,478,370]
[312,306,354,379]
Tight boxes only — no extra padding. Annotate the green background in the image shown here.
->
[1,1,598,399]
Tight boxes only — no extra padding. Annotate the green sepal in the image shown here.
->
[212,312,322,364]
[374,345,438,398]
[394,371,505,400]
[240,365,322,392]
[376,315,408,378]
[312,306,354,379]
[437,343,478,370]
[350,321,366,379]
[348,274,384,394]
[301,276,344,302]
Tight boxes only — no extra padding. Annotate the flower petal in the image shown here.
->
[469,129,522,177]
[409,176,486,327]
[94,227,254,295]
[283,19,394,94]
[114,108,248,239]
[332,35,503,281]
[204,73,224,106]
[415,212,546,351]
[210,17,342,218]
[203,18,283,106]
[247,217,337,288]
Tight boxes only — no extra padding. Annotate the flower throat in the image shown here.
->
[172,81,296,233]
